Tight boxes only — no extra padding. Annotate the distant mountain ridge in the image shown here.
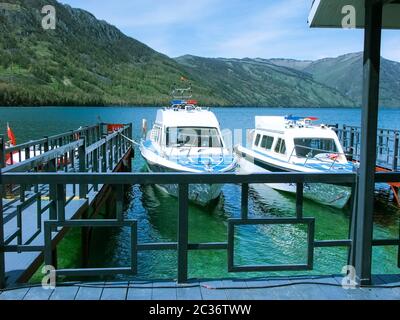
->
[0,0,399,107]
[175,55,353,107]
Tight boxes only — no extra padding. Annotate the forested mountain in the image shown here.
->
[0,0,399,107]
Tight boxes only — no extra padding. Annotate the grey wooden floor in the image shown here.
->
[1,275,400,300]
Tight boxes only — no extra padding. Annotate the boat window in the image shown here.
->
[260,135,274,150]
[254,134,261,146]
[294,138,338,158]
[274,138,286,154]
[166,127,223,148]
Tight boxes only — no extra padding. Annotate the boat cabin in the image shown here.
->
[149,104,227,156]
[251,116,347,164]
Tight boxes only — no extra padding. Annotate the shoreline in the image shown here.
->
[1,105,399,109]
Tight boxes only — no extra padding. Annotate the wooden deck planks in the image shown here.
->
[100,282,128,300]
[126,281,153,300]
[372,275,400,300]
[332,276,380,300]
[74,282,105,301]
[200,280,228,300]
[0,287,30,300]
[150,281,177,300]
[50,285,80,300]
[23,286,54,300]
[176,282,203,300]
[2,275,400,300]
[221,279,254,300]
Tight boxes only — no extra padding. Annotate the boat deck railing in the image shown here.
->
[287,144,351,169]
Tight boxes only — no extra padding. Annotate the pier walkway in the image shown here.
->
[0,123,133,286]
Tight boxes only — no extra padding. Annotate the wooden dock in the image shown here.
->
[1,275,399,300]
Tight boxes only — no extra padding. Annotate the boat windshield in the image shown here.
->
[166,127,223,148]
[294,138,338,158]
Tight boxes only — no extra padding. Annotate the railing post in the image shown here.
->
[58,137,63,170]
[354,0,383,286]
[101,135,107,172]
[109,137,114,170]
[296,183,304,219]
[0,134,5,169]
[117,132,121,160]
[78,137,88,199]
[115,184,124,222]
[0,136,5,288]
[93,148,99,191]
[128,123,133,153]
[177,183,189,283]
[241,183,249,219]
[43,136,49,153]
[350,128,355,160]
[49,184,57,220]
[115,135,119,163]
[56,184,66,222]
[379,129,383,155]
[393,132,399,172]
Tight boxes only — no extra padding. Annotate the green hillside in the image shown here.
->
[0,0,398,108]
[175,55,354,107]
[270,53,400,108]
[0,0,225,106]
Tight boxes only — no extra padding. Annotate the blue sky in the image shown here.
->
[60,0,399,62]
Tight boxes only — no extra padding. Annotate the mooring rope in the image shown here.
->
[119,133,141,147]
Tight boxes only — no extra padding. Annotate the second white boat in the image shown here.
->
[235,116,356,209]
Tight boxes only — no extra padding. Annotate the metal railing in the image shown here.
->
[287,144,350,170]
[0,124,133,287]
[332,124,399,171]
[1,169,399,286]
[2,124,101,167]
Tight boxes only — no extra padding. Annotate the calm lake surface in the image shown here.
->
[1,106,399,280]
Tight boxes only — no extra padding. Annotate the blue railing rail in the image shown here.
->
[1,170,399,286]
[2,124,101,167]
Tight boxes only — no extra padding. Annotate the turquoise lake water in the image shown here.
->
[0,106,399,280]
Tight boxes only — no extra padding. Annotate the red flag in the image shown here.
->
[7,123,16,146]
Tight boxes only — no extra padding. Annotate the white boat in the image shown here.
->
[140,89,237,206]
[235,116,355,209]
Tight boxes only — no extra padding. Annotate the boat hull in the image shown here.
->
[145,160,223,206]
[238,155,352,209]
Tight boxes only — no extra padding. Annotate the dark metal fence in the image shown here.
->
[332,124,399,171]
[1,169,399,286]
[0,124,133,287]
